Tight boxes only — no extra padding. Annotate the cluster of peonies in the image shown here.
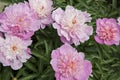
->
[0,0,120,80]
[0,0,53,70]
[51,5,93,80]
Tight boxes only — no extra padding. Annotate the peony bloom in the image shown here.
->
[50,44,92,80]
[0,2,40,39]
[29,0,53,28]
[52,5,93,46]
[94,18,120,45]
[0,35,32,70]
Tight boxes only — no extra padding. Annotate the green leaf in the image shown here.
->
[18,74,37,80]
[24,61,37,72]
[32,49,49,62]
[16,68,25,78]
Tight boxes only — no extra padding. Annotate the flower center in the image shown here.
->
[41,6,44,10]
[38,6,47,17]
[69,17,77,31]
[69,62,75,70]
[57,57,76,77]
[18,17,24,22]
[11,45,18,52]
[72,19,77,24]
[98,27,114,41]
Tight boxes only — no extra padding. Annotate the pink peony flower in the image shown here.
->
[29,0,53,28]
[0,2,40,39]
[52,5,93,45]
[50,44,92,80]
[94,18,120,45]
[0,35,32,70]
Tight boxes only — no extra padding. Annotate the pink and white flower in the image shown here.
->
[94,18,120,45]
[0,2,40,39]
[52,5,93,45]
[0,35,32,70]
[50,44,92,80]
[29,0,53,28]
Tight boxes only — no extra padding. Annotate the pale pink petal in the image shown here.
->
[52,8,64,24]
[94,35,104,44]
[117,17,120,25]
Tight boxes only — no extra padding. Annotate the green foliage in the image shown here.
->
[0,0,120,80]
[0,0,27,3]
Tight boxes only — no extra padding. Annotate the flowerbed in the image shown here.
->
[0,0,120,80]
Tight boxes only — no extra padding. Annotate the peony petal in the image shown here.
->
[94,35,104,44]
